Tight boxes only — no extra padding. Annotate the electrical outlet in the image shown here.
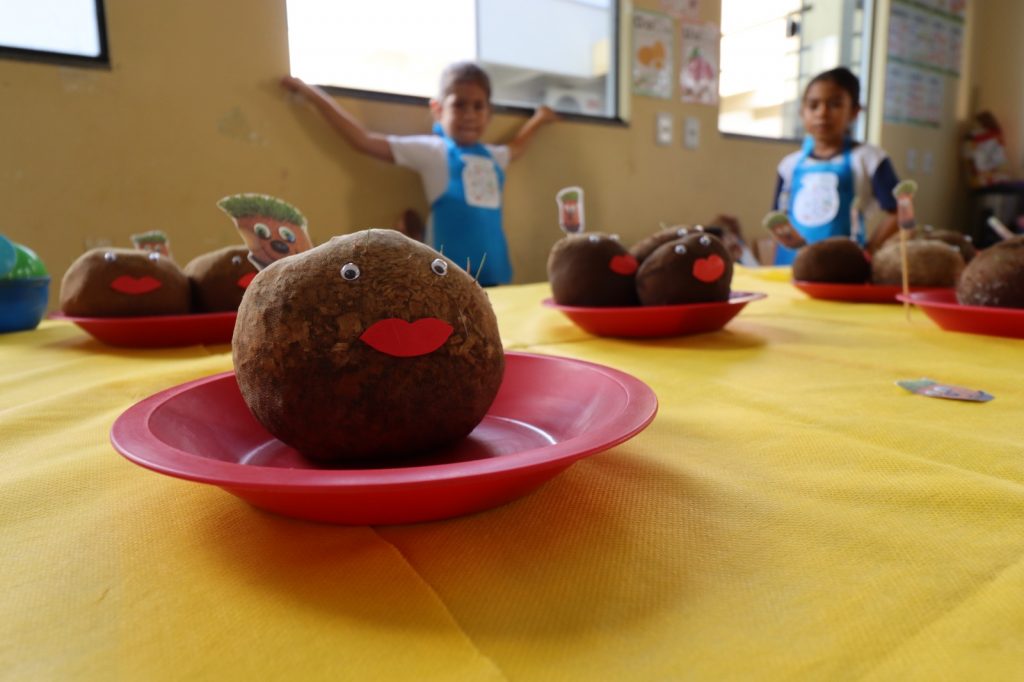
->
[684,116,700,149]
[656,112,673,146]
[906,148,918,172]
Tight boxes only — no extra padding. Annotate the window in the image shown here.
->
[718,0,873,140]
[285,0,622,121]
[0,0,108,66]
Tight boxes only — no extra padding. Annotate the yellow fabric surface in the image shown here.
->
[3,269,1023,681]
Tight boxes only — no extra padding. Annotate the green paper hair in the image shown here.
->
[217,194,308,227]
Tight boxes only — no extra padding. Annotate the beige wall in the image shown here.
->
[967,0,1024,174]
[0,0,1008,310]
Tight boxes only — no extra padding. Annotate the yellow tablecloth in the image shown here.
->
[2,268,1022,681]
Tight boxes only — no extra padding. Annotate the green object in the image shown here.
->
[132,230,168,245]
[0,242,47,280]
[217,194,307,227]
[0,235,15,277]
[892,179,919,198]
[762,211,790,229]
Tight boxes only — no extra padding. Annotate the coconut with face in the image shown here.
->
[792,236,871,283]
[871,239,965,287]
[956,235,1024,308]
[184,245,258,312]
[635,232,733,306]
[60,247,190,317]
[629,225,694,264]
[547,233,639,307]
[232,229,504,463]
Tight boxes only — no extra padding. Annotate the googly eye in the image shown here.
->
[279,226,296,243]
[254,223,271,239]
[694,225,705,232]
[676,228,688,237]
[965,235,973,243]
[339,261,360,280]
[430,258,448,276]
[699,235,711,247]
[231,255,242,265]
[610,234,621,241]
[588,235,600,243]
[340,262,361,281]
[103,251,117,262]
[147,251,161,261]
[674,244,687,255]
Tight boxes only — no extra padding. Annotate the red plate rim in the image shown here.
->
[897,290,1024,316]
[542,290,767,314]
[109,352,659,491]
[50,310,237,325]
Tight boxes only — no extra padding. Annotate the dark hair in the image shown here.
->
[438,61,492,101]
[804,67,861,108]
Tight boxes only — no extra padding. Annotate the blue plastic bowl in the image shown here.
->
[0,277,50,333]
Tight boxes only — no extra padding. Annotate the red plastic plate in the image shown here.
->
[898,289,1024,339]
[51,311,236,347]
[542,291,766,338]
[793,280,950,303]
[109,352,658,525]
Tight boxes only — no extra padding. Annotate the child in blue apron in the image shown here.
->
[771,67,900,265]
[282,62,557,285]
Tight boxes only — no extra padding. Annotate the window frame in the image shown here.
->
[717,0,875,144]
[291,0,629,127]
[0,0,110,68]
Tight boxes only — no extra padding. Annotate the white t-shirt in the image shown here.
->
[387,135,511,204]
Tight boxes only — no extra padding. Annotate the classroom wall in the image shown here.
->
[966,0,1024,174]
[0,0,1002,310]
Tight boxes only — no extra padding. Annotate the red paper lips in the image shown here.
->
[692,254,725,283]
[109,275,163,295]
[359,317,454,357]
[609,254,639,275]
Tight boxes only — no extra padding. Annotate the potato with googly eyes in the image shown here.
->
[59,247,190,317]
[184,245,258,312]
[232,228,504,464]
[635,232,733,306]
[547,233,639,307]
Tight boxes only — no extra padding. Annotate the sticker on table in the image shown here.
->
[897,378,993,402]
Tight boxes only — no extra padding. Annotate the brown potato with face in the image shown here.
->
[60,247,190,317]
[547,233,639,307]
[635,232,733,305]
[184,245,258,312]
[232,229,504,463]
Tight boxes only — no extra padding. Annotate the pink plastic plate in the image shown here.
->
[52,311,236,347]
[110,352,658,525]
[793,280,950,303]
[897,289,1024,339]
[542,291,766,338]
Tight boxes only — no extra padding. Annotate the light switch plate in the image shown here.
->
[656,112,673,146]
[684,116,699,149]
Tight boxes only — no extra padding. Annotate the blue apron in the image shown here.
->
[429,130,512,286]
[775,136,862,265]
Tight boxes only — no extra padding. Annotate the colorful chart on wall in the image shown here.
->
[680,22,719,105]
[632,10,674,99]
